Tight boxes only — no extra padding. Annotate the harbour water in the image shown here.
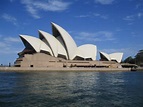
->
[0,71,143,107]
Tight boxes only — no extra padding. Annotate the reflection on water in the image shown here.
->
[0,71,143,107]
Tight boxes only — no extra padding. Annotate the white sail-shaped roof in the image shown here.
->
[109,53,123,63]
[100,51,123,63]
[39,30,67,59]
[51,22,77,60]
[20,35,53,56]
[74,44,97,60]
[100,51,111,61]
[19,22,98,61]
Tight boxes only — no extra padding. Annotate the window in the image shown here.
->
[30,65,33,67]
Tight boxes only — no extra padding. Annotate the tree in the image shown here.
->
[123,49,143,66]
[124,56,135,64]
[135,50,143,65]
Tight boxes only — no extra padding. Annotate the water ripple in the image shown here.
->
[0,71,143,107]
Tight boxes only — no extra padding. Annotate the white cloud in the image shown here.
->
[2,13,18,25]
[0,42,7,48]
[0,45,21,54]
[100,48,127,54]
[4,37,21,43]
[33,0,71,11]
[75,13,108,19]
[26,5,40,19]
[137,13,143,18]
[0,36,22,54]
[75,15,90,18]
[75,31,115,42]
[123,12,143,21]
[123,15,134,21]
[21,0,71,19]
[95,0,115,5]
[0,41,15,54]
[93,13,108,19]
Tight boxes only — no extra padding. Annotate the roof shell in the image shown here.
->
[100,51,123,63]
[74,44,97,60]
[109,53,123,63]
[20,35,53,56]
[51,22,77,60]
[100,51,111,61]
[39,30,67,59]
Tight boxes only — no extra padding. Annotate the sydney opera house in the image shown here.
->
[99,52,123,63]
[14,22,123,68]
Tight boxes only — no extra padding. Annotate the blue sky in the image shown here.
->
[0,0,143,65]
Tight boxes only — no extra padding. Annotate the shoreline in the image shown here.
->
[0,67,132,72]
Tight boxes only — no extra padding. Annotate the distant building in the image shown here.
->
[14,22,122,68]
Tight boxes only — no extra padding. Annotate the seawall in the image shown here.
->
[0,67,131,72]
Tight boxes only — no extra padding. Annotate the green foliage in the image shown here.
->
[135,50,143,65]
[124,50,143,66]
[124,56,135,64]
